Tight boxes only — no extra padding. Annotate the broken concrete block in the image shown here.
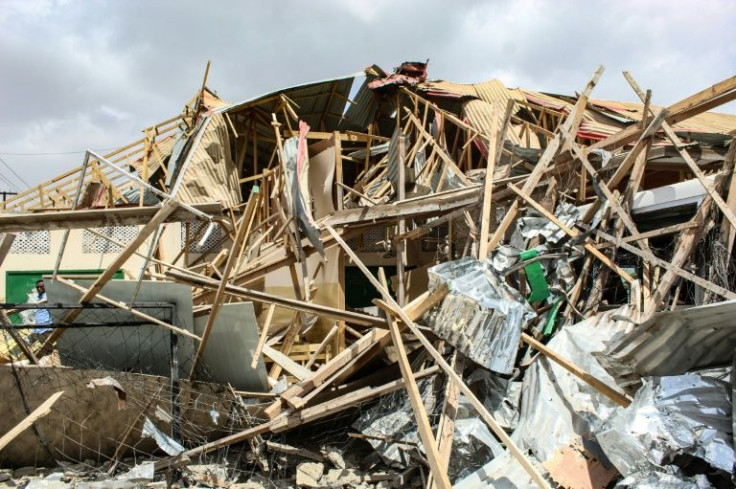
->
[144,481,167,489]
[25,481,71,489]
[321,445,346,469]
[321,468,363,487]
[186,464,229,487]
[295,462,324,488]
[13,466,37,478]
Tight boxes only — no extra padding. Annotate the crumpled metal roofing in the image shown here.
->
[595,299,736,389]
[596,373,735,477]
[425,257,534,374]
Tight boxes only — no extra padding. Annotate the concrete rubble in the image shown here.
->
[0,60,735,487]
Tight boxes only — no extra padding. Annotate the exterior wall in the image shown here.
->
[0,224,184,301]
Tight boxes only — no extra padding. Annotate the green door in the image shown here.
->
[5,269,124,323]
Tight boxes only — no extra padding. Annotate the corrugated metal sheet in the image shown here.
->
[426,258,534,374]
[595,299,736,389]
[340,77,379,131]
[176,113,242,207]
[428,292,522,374]
[419,79,478,98]
[473,79,526,106]
[589,98,736,135]
[463,99,522,147]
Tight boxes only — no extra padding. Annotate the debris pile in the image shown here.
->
[1,61,735,488]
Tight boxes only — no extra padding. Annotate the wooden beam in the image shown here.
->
[624,71,736,234]
[377,268,451,489]
[262,344,310,381]
[190,188,260,378]
[160,366,440,466]
[168,268,387,328]
[323,186,481,227]
[486,66,604,252]
[507,183,635,283]
[54,277,201,340]
[0,203,222,233]
[521,333,631,407]
[428,352,462,489]
[251,304,276,369]
[592,227,736,301]
[589,74,736,152]
[0,233,16,268]
[38,200,181,356]
[325,224,551,489]
[0,391,64,452]
[478,102,502,261]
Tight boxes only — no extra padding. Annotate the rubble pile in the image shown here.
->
[0,61,735,488]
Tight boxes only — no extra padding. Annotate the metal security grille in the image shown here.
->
[181,221,224,254]
[9,231,51,255]
[83,226,139,254]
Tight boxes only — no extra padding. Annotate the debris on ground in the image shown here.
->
[1,60,736,488]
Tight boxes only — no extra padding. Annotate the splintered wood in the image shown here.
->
[2,60,736,488]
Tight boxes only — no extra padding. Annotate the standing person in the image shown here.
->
[32,279,52,334]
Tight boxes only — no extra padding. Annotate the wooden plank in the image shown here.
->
[377,268,451,489]
[305,323,338,369]
[596,221,697,249]
[588,75,736,152]
[486,65,604,251]
[0,310,38,365]
[521,333,631,407]
[507,183,635,283]
[593,227,736,301]
[396,131,407,305]
[161,366,440,466]
[324,186,481,227]
[262,344,310,381]
[55,277,201,340]
[0,202,222,233]
[265,441,324,462]
[251,304,276,369]
[0,233,16,268]
[394,206,472,243]
[167,268,387,328]
[478,102,501,261]
[428,352,462,489]
[333,131,344,211]
[624,71,736,234]
[325,224,551,489]
[190,188,260,378]
[38,200,181,356]
[52,155,90,278]
[269,311,300,379]
[0,391,64,452]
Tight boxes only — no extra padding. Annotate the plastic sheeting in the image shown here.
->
[426,257,534,374]
[597,373,735,477]
[141,416,185,456]
[282,121,324,256]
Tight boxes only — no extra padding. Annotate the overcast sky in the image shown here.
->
[1,0,735,191]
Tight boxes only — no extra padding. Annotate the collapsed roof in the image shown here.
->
[1,61,736,488]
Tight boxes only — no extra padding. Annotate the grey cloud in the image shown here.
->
[0,0,734,188]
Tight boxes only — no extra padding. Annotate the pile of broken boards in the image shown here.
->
[1,61,736,488]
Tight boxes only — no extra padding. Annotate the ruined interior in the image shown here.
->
[1,61,735,488]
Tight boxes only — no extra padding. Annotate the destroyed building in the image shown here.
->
[0,61,735,488]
